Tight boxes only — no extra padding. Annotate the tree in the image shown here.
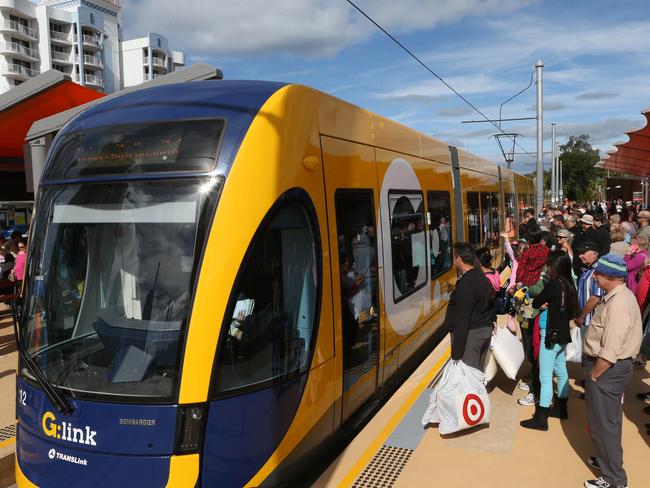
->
[559,135,604,201]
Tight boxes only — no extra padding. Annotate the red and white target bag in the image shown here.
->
[421,360,491,435]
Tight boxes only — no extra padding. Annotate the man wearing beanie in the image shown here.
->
[583,253,643,488]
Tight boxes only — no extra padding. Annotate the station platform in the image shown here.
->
[314,330,650,488]
[0,306,17,488]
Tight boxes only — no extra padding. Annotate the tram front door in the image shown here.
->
[321,136,380,424]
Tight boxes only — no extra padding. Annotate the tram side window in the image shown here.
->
[490,192,500,247]
[480,192,492,246]
[214,200,320,393]
[427,191,452,277]
[505,193,516,238]
[467,191,481,246]
[389,191,427,301]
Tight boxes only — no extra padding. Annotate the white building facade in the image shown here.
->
[0,0,184,94]
[121,33,184,88]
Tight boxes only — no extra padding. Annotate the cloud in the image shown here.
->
[577,92,619,100]
[525,102,570,112]
[122,0,534,58]
[383,94,449,104]
[437,106,473,117]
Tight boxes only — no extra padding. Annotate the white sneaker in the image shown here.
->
[518,381,530,391]
[518,392,537,406]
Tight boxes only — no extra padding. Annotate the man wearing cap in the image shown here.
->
[575,242,604,334]
[636,210,650,241]
[583,253,642,488]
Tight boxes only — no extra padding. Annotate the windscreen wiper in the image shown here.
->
[12,309,74,415]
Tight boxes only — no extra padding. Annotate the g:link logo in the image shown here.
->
[42,411,97,446]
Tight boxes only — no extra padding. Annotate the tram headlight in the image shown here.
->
[174,403,207,454]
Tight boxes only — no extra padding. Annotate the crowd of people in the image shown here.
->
[443,198,648,488]
[0,230,27,286]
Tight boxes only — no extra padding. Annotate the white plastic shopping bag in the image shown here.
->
[484,348,498,383]
[564,326,582,363]
[421,360,491,435]
[490,326,525,380]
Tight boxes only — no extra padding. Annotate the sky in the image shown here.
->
[121,0,650,174]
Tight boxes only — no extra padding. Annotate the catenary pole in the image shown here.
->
[558,140,563,204]
[551,123,556,204]
[535,59,544,214]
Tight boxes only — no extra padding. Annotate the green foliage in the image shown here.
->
[559,135,604,201]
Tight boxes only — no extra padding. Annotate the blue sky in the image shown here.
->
[123,0,650,174]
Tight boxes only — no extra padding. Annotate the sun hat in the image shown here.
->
[593,253,627,278]
[580,214,594,225]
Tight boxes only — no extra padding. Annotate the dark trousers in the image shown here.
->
[460,326,492,372]
[521,319,540,397]
[583,357,634,486]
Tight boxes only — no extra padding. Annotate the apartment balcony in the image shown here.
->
[142,56,167,68]
[50,30,72,44]
[73,34,101,49]
[75,54,102,68]
[2,63,40,80]
[0,41,39,62]
[51,50,74,64]
[0,20,38,41]
[73,72,103,87]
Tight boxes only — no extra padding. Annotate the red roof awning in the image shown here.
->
[0,78,103,170]
[601,110,650,176]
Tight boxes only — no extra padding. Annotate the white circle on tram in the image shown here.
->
[379,158,430,335]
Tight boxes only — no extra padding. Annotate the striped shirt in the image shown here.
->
[577,266,605,326]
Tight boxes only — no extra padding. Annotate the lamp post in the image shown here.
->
[535,59,544,214]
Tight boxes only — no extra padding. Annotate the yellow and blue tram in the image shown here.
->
[14,81,534,487]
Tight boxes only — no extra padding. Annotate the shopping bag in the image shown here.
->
[421,360,491,435]
[565,326,582,363]
[491,326,525,380]
[484,348,498,383]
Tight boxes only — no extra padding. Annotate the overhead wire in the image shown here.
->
[345,0,537,162]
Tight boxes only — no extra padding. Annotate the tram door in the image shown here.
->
[321,137,380,424]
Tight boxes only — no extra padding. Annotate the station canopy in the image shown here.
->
[0,70,104,171]
[599,108,650,176]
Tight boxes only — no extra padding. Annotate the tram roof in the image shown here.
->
[599,108,650,176]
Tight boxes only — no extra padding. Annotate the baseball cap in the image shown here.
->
[580,241,601,255]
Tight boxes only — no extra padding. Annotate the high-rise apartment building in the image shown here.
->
[0,0,184,94]
[121,33,184,88]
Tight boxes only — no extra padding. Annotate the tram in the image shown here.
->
[14,81,534,487]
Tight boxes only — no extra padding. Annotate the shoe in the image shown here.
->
[584,477,627,488]
[580,392,585,400]
[636,391,650,401]
[518,392,537,406]
[577,378,586,387]
[586,456,600,471]
[518,381,530,391]
[520,405,549,431]
[548,398,569,419]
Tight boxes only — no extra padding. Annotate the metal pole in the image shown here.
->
[551,123,556,204]
[555,142,564,203]
[535,59,544,214]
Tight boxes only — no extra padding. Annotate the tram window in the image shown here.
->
[214,199,320,393]
[467,191,481,246]
[427,191,452,278]
[45,119,225,180]
[389,191,426,301]
[480,192,492,246]
[334,190,379,390]
[505,193,516,238]
[490,192,500,247]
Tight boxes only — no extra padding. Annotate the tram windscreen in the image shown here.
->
[20,178,221,402]
[43,119,225,180]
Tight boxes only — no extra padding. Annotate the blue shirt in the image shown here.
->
[577,266,605,326]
